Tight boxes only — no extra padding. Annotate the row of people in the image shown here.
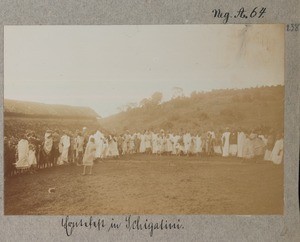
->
[4,127,284,176]
[115,128,283,164]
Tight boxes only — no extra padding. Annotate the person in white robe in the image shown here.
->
[93,130,104,159]
[183,132,192,155]
[15,138,30,169]
[82,136,97,175]
[102,137,109,158]
[151,132,158,154]
[139,133,146,153]
[128,135,135,154]
[171,134,180,155]
[195,134,202,155]
[111,136,119,157]
[176,135,185,156]
[221,128,230,157]
[28,143,37,167]
[242,132,255,159]
[121,134,128,155]
[264,133,275,161]
[271,133,284,165]
[106,135,119,157]
[190,135,196,154]
[237,130,246,158]
[145,131,152,154]
[259,134,268,146]
[248,130,257,158]
[133,133,140,153]
[157,134,163,155]
[75,132,85,165]
[209,130,216,155]
[57,132,70,165]
[166,134,173,155]
[229,130,238,156]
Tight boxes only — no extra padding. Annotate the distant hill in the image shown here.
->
[4,99,100,119]
[99,85,284,134]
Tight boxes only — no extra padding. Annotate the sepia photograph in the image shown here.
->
[4,24,284,215]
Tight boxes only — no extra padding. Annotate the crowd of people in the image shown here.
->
[4,126,284,176]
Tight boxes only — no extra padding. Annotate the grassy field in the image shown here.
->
[4,154,283,215]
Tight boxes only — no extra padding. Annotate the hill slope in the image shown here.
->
[4,99,99,119]
[100,85,284,133]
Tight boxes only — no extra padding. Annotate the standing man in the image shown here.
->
[52,129,60,166]
[75,132,85,166]
[221,128,231,157]
[229,129,238,156]
[237,128,246,158]
[183,131,192,156]
[57,130,70,165]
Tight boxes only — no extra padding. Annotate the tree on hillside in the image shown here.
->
[172,87,184,99]
[139,92,163,108]
[139,98,150,108]
[150,92,163,105]
[125,102,138,111]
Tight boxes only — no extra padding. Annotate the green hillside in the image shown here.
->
[99,85,284,134]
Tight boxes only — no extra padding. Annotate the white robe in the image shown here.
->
[28,148,37,166]
[221,132,230,157]
[271,139,283,164]
[166,135,173,152]
[106,137,118,157]
[15,139,30,169]
[58,135,70,165]
[102,139,109,158]
[172,135,180,154]
[157,136,163,153]
[183,133,192,154]
[94,131,105,158]
[237,132,246,158]
[152,133,158,154]
[122,135,128,155]
[82,137,96,166]
[139,134,146,153]
[145,134,152,150]
[111,139,119,157]
[195,135,202,154]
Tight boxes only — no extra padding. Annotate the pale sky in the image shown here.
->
[4,25,284,117]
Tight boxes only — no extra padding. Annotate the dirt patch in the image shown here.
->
[4,154,283,215]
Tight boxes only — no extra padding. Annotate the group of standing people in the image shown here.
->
[4,126,284,177]
[116,128,284,164]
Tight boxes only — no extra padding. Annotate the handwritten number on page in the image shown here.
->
[286,24,300,32]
